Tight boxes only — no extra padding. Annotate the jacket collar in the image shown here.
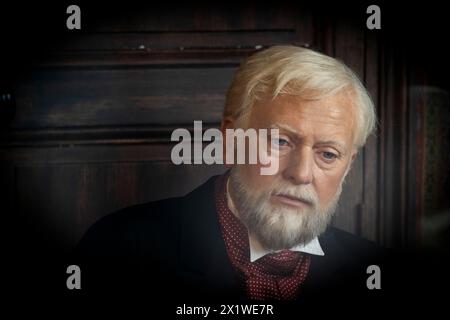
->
[177,175,242,297]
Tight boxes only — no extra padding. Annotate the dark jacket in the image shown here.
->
[76,175,391,309]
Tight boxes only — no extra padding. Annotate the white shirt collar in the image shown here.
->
[226,178,325,262]
[249,235,324,262]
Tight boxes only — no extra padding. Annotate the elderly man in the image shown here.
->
[77,46,386,303]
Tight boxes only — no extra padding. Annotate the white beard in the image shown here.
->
[229,166,343,250]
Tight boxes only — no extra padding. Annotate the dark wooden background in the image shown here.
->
[1,2,447,254]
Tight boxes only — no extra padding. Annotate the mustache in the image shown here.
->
[270,186,318,207]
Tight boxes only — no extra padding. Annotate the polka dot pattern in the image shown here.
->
[214,174,311,301]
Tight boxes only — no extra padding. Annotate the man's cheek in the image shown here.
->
[247,167,276,190]
[319,181,341,204]
[258,153,280,176]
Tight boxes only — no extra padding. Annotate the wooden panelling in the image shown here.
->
[361,32,380,243]
[82,3,307,33]
[13,67,235,129]
[58,31,298,52]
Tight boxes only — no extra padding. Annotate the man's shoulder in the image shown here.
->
[93,175,218,230]
[75,197,181,256]
[76,175,219,256]
[328,227,383,249]
[98,196,182,228]
[322,227,388,263]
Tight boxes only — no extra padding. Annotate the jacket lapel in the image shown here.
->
[176,176,242,299]
[301,227,348,295]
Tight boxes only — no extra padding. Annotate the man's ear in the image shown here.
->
[343,149,358,177]
[350,149,358,162]
[221,117,235,133]
[221,117,236,168]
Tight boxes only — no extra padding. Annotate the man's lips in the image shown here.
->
[271,193,313,208]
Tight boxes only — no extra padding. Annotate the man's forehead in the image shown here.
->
[252,93,357,131]
[270,92,353,115]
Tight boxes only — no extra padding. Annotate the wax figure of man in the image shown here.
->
[77,46,389,305]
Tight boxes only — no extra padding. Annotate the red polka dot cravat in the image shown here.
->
[214,174,311,300]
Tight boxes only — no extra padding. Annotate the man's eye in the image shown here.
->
[273,138,289,146]
[322,151,338,160]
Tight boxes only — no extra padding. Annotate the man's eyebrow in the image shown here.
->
[269,123,299,136]
[315,141,348,154]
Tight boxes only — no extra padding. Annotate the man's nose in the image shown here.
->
[282,146,313,185]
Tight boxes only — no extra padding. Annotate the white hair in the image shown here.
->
[224,45,376,148]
